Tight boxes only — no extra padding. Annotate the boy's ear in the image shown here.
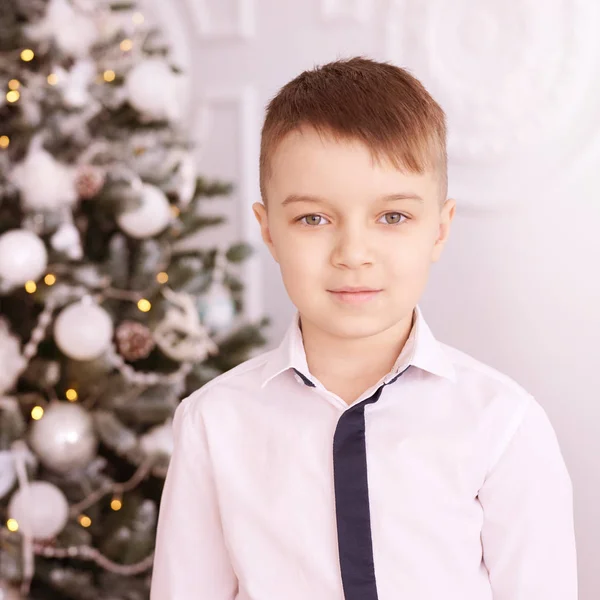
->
[252,202,279,263]
[431,198,456,263]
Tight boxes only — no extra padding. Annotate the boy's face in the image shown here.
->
[253,127,455,341]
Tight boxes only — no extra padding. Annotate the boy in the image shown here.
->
[151,57,577,599]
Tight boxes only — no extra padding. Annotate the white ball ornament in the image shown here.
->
[117,183,172,239]
[29,402,97,474]
[11,137,77,212]
[54,301,114,361]
[8,481,69,540]
[0,230,48,286]
[125,59,182,121]
[25,0,99,57]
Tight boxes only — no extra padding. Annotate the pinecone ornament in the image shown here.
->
[115,321,155,361]
[75,165,105,199]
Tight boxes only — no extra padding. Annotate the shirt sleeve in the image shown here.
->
[478,396,578,600]
[151,394,238,599]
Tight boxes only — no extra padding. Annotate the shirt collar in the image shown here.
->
[260,305,456,388]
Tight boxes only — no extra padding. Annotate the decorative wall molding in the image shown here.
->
[385,0,600,167]
[195,86,263,321]
[185,0,256,39]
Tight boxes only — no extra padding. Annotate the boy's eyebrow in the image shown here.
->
[381,193,424,203]
[281,192,424,206]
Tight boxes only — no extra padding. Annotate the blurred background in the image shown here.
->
[0,0,598,598]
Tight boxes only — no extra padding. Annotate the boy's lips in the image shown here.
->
[327,287,382,304]
[329,286,381,293]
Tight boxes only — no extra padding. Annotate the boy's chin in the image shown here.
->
[299,307,405,340]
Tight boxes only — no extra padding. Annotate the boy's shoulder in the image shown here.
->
[178,347,275,415]
[439,340,535,416]
[442,341,529,392]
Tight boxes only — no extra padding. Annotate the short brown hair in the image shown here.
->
[259,56,447,204]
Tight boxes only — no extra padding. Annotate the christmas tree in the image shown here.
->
[0,1,268,598]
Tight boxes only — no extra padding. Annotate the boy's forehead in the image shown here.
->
[267,128,440,205]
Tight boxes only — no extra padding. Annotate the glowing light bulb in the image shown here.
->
[31,406,44,420]
[137,299,151,312]
[79,515,92,528]
[7,519,19,532]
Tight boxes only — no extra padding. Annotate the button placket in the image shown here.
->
[331,366,409,600]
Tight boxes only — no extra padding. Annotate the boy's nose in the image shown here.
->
[330,228,375,269]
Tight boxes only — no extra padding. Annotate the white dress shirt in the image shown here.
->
[151,306,577,600]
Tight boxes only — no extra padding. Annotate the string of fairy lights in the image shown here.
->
[1,11,146,152]
[1,443,160,583]
[3,262,175,541]
[12,264,177,394]
[0,5,226,596]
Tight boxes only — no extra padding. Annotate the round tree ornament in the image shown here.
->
[8,481,69,539]
[0,230,47,287]
[29,401,97,474]
[54,301,113,361]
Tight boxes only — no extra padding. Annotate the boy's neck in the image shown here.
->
[299,310,415,404]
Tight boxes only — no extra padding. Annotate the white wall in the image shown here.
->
[150,1,600,597]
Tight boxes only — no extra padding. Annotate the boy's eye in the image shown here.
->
[297,213,407,226]
[379,212,407,225]
[298,214,328,226]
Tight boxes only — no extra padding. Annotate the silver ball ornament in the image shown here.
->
[8,481,69,540]
[0,230,48,286]
[29,401,97,474]
[54,301,114,360]
[125,59,181,121]
[116,183,172,239]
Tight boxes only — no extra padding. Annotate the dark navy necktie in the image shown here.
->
[293,367,407,600]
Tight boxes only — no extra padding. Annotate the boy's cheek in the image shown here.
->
[278,254,324,295]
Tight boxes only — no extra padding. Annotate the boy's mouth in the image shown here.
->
[327,287,382,304]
